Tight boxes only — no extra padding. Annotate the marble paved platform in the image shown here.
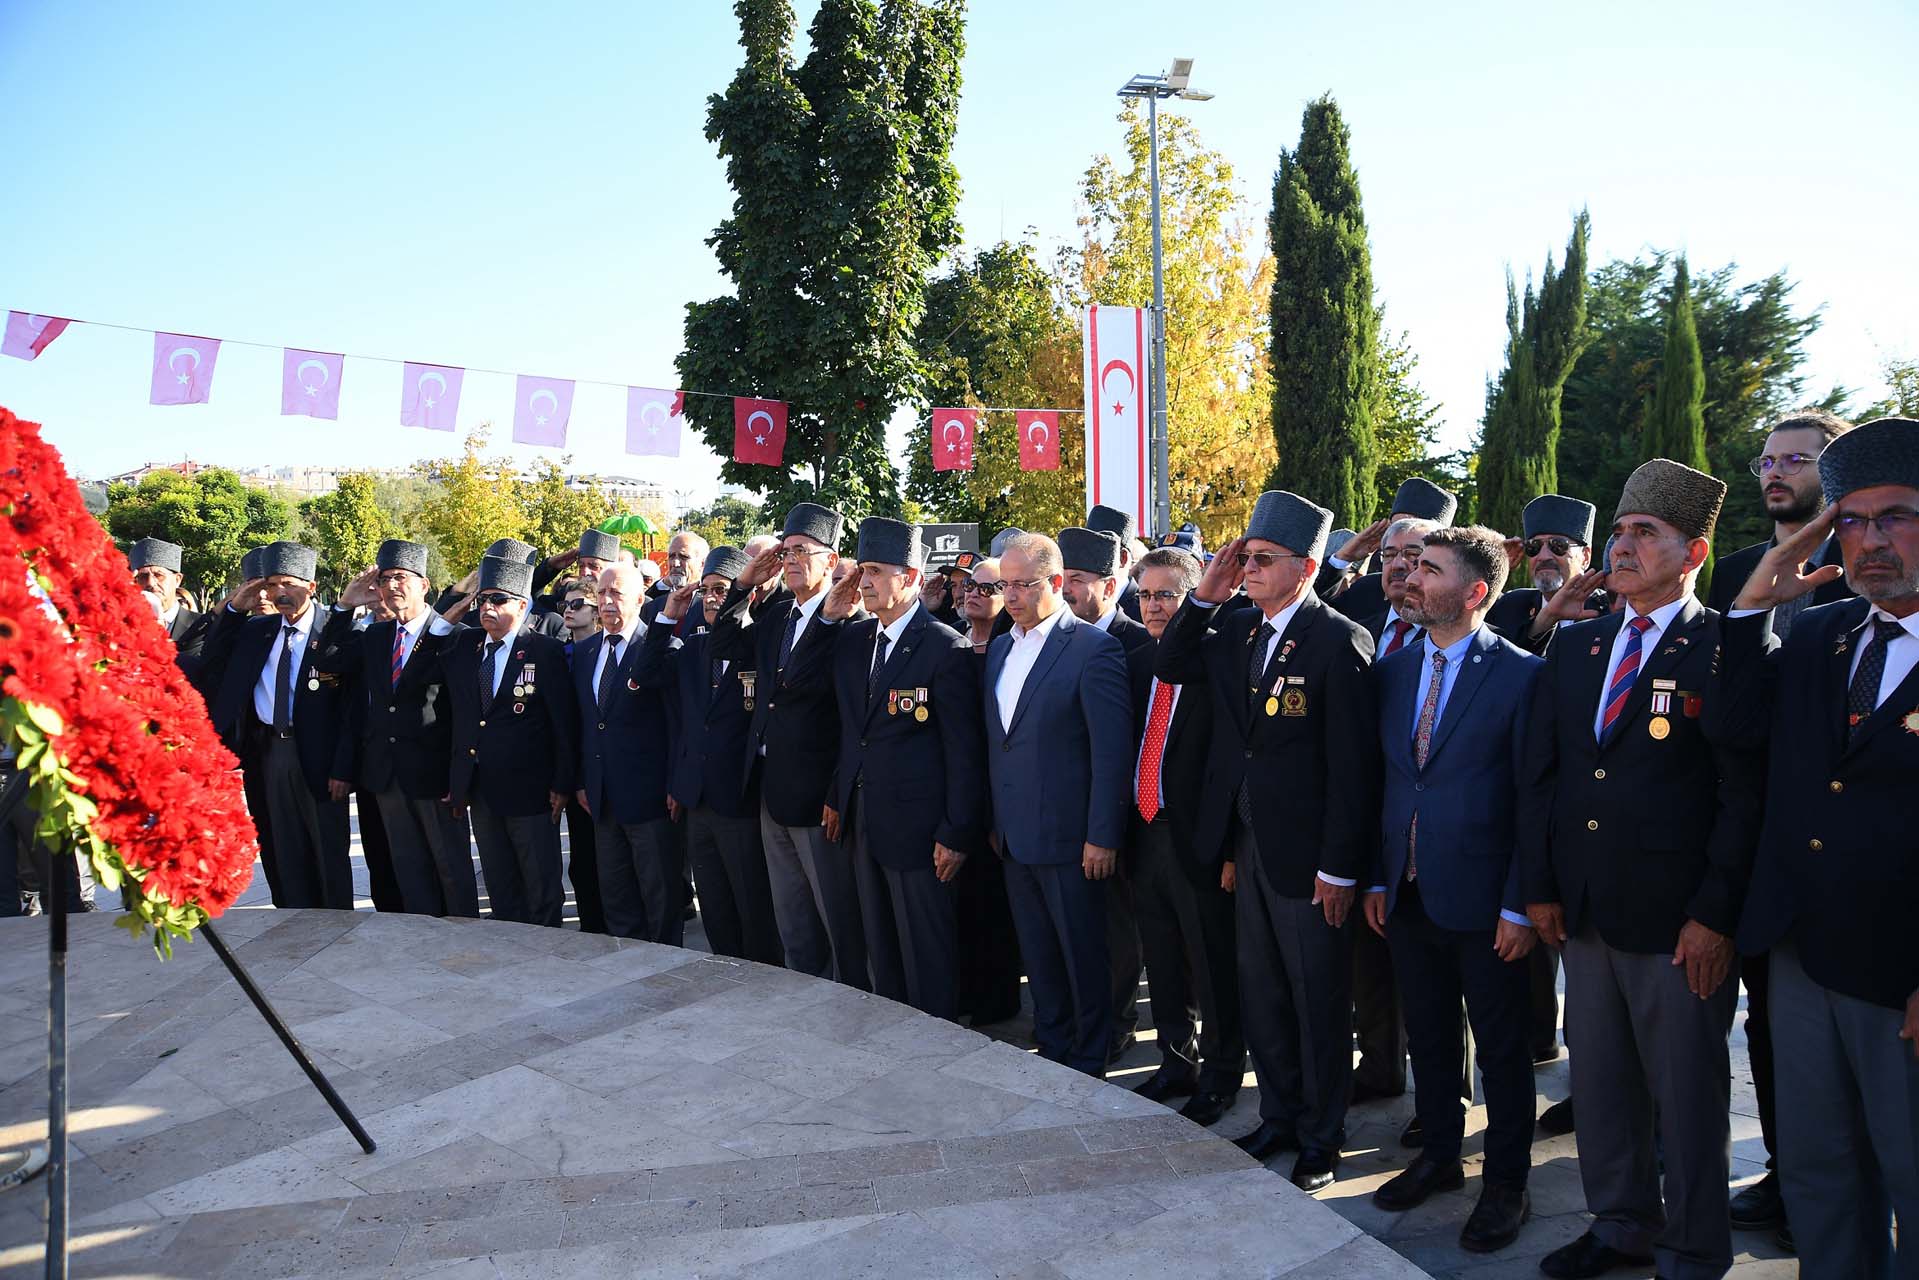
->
[0,910,1428,1278]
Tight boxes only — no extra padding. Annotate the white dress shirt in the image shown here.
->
[592,623,640,693]
[1849,606,1919,706]
[1591,596,1688,740]
[390,609,428,671]
[996,604,1066,733]
[789,585,827,650]
[1091,607,1116,633]
[252,606,317,727]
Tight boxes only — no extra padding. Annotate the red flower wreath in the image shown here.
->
[0,406,255,951]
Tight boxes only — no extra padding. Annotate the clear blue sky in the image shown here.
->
[3,1,1913,504]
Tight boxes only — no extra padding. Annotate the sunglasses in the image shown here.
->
[961,580,1004,596]
[1523,537,1580,558]
[475,592,516,606]
[697,586,731,600]
[563,598,596,610]
[1234,551,1303,569]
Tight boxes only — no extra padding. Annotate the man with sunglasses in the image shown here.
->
[1708,416,1919,1280]
[1156,491,1380,1191]
[1485,495,1606,655]
[443,555,577,927]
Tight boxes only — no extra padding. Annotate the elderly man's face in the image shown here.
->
[665,534,704,585]
[476,590,526,640]
[1606,515,1702,601]
[1136,564,1189,639]
[377,567,428,619]
[1061,569,1117,623]
[1836,484,1919,606]
[699,573,733,625]
[597,568,638,633]
[1239,538,1312,609]
[133,565,181,600]
[265,575,315,619]
[858,563,918,617]
[1524,534,1589,595]
[1379,527,1427,606]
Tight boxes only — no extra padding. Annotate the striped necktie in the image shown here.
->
[1599,616,1654,742]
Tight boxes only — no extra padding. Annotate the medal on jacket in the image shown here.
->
[915,685,929,722]
[513,702,526,715]
[1904,709,1919,737]
[1648,716,1671,740]
[1265,695,1279,717]
[889,689,902,716]
[307,676,320,691]
[739,670,757,711]
[1652,678,1674,716]
[522,662,536,694]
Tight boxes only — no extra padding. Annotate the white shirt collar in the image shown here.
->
[1090,608,1116,633]
[794,587,827,623]
[1012,603,1067,644]
[1257,593,1308,637]
[1622,595,1688,636]
[877,601,920,647]
[1862,606,1919,642]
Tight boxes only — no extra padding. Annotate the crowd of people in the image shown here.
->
[41,410,1919,1278]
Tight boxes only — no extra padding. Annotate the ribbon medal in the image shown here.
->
[1648,716,1671,740]
[914,686,930,722]
[739,670,757,711]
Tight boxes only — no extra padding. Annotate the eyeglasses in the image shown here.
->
[1523,536,1579,558]
[1138,590,1187,604]
[1834,510,1919,540]
[1383,546,1424,563]
[376,572,415,587]
[475,592,515,606]
[563,598,596,611]
[960,580,1003,597]
[1002,577,1050,593]
[1748,452,1821,478]
[697,586,731,600]
[1234,551,1303,569]
[774,546,829,563]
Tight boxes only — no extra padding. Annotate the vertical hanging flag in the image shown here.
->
[1081,304,1149,529]
[1018,410,1060,471]
[280,348,344,420]
[149,333,221,406]
[732,396,787,465]
[931,408,978,472]
[399,362,463,431]
[513,375,575,447]
[626,387,685,457]
[2,312,70,361]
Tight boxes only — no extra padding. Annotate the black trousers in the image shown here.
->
[953,839,1022,1024]
[1132,817,1244,1092]
[565,800,606,933]
[1529,939,1562,1058]
[1386,881,1533,1185]
[849,806,957,1019]
[1743,950,1778,1170]
[254,735,352,910]
[355,788,403,913]
[686,805,782,965]
[1352,918,1407,1095]
[1106,858,1143,1048]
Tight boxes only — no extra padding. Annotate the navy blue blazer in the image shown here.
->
[630,620,759,820]
[983,610,1134,865]
[313,608,462,799]
[193,606,355,799]
[445,627,578,816]
[785,603,986,870]
[1372,626,1542,931]
[571,628,672,825]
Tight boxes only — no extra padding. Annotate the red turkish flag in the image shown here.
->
[931,407,978,472]
[1018,410,1060,471]
[732,397,788,465]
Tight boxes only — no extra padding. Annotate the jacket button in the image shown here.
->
[1002,742,1011,751]
[597,722,607,731]
[860,739,868,748]
[1593,769,1605,780]
[388,705,396,713]
[1809,838,1823,851]
[1829,780,1843,794]
[469,748,477,757]
[478,720,486,729]
[1414,782,1425,793]
[1244,749,1254,759]
[1586,819,1598,831]
[388,736,396,744]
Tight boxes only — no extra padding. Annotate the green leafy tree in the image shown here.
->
[1881,354,1918,417]
[1641,257,1714,595]
[679,494,773,550]
[1371,316,1465,518]
[1476,212,1592,537]
[415,429,524,579]
[677,0,966,528]
[1268,94,1379,528]
[297,473,396,594]
[517,459,617,561]
[105,468,290,602]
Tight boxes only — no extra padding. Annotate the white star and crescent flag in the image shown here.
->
[1018,410,1059,472]
[512,374,575,447]
[2,312,70,361]
[625,386,685,457]
[1081,304,1150,531]
[931,407,978,473]
[732,396,787,466]
[148,333,221,406]
[399,362,464,431]
[280,348,344,420]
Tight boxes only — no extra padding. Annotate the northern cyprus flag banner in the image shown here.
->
[1081,304,1150,532]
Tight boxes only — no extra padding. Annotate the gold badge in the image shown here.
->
[306,677,320,691]
[1265,696,1280,717]
[1903,709,1919,738]
[915,705,929,722]
[1281,688,1307,717]
[887,689,900,716]
[740,671,757,710]
[513,684,526,698]
[1648,716,1671,740]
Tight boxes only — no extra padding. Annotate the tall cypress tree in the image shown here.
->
[1268,95,1378,527]
[1642,257,1713,592]
[1476,212,1591,537]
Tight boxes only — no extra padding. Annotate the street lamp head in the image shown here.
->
[1176,89,1214,102]
[1166,58,1194,91]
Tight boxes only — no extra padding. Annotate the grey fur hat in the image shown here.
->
[478,556,534,598]
[856,518,923,570]
[1612,458,1727,542]
[702,545,751,581]
[259,541,318,581]
[376,539,429,578]
[1523,494,1597,544]
[485,537,539,566]
[578,528,621,562]
[781,502,843,549]
[1086,504,1138,544]
[1058,527,1121,577]
[1391,477,1457,525]
[989,526,1026,557]
[128,537,183,573]
[1245,491,1333,563]
[1820,417,1919,505]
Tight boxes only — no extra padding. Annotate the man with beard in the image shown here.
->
[1710,410,1857,629]
[128,537,210,671]
[1365,526,1541,1253]
[1486,495,1608,654]
[1709,416,1919,1279]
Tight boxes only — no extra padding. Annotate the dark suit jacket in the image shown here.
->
[633,621,759,820]
[1154,591,1380,890]
[1710,602,1919,1009]
[1519,598,1762,953]
[1319,567,1385,621]
[193,607,354,798]
[1117,578,1143,622]
[316,609,462,799]
[1100,609,1153,658]
[1373,627,1542,930]
[572,627,673,825]
[1485,586,1612,656]
[984,610,1133,864]
[786,603,986,870]
[708,583,841,827]
[1706,534,1852,615]
[164,606,211,675]
[444,627,578,816]
[1127,640,1212,866]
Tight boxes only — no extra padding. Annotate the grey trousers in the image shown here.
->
[377,787,477,918]
[849,811,956,1018]
[599,816,683,944]
[1234,824,1352,1152]
[468,798,563,927]
[260,738,352,910]
[1771,944,1919,1280]
[687,806,782,965]
[1563,926,1737,1280]
[759,800,868,989]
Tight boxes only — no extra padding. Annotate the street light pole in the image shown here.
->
[1118,59,1211,540]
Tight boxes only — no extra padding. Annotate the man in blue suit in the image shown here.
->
[1364,525,1541,1253]
[985,532,1133,1075]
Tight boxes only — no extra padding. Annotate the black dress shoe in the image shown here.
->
[1729,1171,1785,1229]
[1532,1045,1562,1065]
[1371,1154,1464,1211]
[1776,1222,1795,1254]
[1459,1181,1529,1253]
[1178,1090,1236,1127]
[1231,1121,1297,1162]
[1132,1065,1201,1103]
[1350,1080,1405,1104]
[1537,1231,1654,1279]
[1537,1097,1575,1135]
[1290,1146,1340,1192]
[1108,1030,1139,1060]
[1400,1116,1424,1148]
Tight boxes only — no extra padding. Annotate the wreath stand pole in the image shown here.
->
[199,923,375,1155]
[44,841,67,1280]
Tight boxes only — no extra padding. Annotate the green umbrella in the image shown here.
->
[599,512,660,554]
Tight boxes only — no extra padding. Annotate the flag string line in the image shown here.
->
[7,308,1088,418]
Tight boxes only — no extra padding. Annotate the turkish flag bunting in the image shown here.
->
[2,312,70,361]
[733,396,788,465]
[931,407,978,472]
[149,333,221,406]
[1018,410,1060,471]
[281,348,344,420]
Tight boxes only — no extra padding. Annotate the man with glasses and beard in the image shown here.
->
[1709,417,1919,1279]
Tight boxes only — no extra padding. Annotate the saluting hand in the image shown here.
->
[1336,519,1389,566]
[1193,538,1247,605]
[821,569,862,622]
[661,581,697,622]
[338,566,382,609]
[226,577,267,613]
[1530,569,1609,639]
[737,546,782,591]
[1732,503,1845,611]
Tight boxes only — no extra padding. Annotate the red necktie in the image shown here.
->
[1136,680,1177,823]
[1383,619,1413,657]
[390,624,406,690]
